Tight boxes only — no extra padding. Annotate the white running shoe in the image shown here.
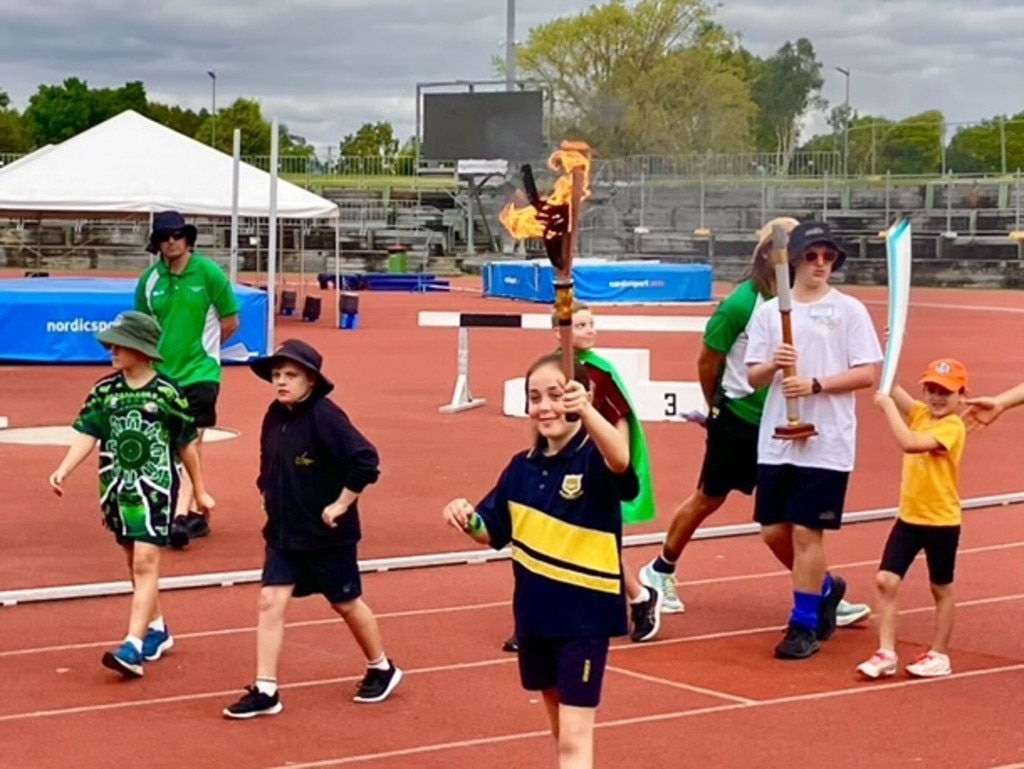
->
[905,651,952,678]
[640,560,685,614]
[856,649,898,679]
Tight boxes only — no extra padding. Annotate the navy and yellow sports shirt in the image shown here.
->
[475,428,640,640]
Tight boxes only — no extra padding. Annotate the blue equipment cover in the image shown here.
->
[483,259,712,303]
[0,277,268,364]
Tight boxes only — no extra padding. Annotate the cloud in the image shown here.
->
[0,0,1021,152]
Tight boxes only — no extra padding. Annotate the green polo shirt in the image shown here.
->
[134,251,240,387]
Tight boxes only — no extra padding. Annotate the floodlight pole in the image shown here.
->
[505,0,516,91]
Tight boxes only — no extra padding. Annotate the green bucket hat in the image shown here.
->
[96,311,164,361]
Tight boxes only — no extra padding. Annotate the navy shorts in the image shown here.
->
[880,519,961,586]
[261,544,363,604]
[517,637,610,708]
[753,463,850,531]
[697,403,760,497]
[181,382,220,429]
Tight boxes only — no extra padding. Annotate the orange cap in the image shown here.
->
[919,358,969,392]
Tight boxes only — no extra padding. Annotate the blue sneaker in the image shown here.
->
[142,626,174,661]
[102,641,145,678]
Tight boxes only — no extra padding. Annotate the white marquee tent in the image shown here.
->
[0,109,337,219]
[0,110,345,348]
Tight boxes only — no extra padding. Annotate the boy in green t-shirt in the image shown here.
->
[640,218,871,629]
[135,210,240,549]
[49,311,215,679]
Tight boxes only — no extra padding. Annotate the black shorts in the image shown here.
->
[517,637,610,708]
[879,519,961,586]
[753,463,850,531]
[697,402,760,497]
[261,544,363,604]
[181,382,220,429]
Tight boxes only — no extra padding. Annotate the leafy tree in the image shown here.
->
[945,112,1024,174]
[147,102,207,139]
[500,0,755,156]
[747,38,827,173]
[881,110,945,175]
[22,78,148,145]
[193,97,313,159]
[0,89,33,153]
[337,121,402,173]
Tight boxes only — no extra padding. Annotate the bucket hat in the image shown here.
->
[147,210,198,255]
[96,311,164,360]
[250,339,335,396]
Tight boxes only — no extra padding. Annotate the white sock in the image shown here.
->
[256,677,278,696]
[148,617,166,633]
[629,586,650,605]
[367,653,390,671]
[125,635,143,653]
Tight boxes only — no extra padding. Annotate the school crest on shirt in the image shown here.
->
[559,474,584,500]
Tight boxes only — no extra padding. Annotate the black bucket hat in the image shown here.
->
[147,210,198,255]
[96,311,164,361]
[787,220,847,271]
[250,339,334,396]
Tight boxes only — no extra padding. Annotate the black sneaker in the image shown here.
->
[353,661,403,703]
[775,622,820,660]
[185,511,211,539]
[629,586,663,643]
[223,686,283,719]
[817,574,847,641]
[169,516,190,550]
[502,634,519,653]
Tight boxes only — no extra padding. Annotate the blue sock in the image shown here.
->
[652,555,676,575]
[790,591,821,631]
[821,572,834,598]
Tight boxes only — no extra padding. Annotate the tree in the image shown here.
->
[0,89,33,153]
[881,110,945,175]
[192,97,313,159]
[499,0,755,157]
[147,102,207,139]
[747,38,827,174]
[800,111,893,176]
[945,112,1024,175]
[22,78,149,145]
[338,121,401,174]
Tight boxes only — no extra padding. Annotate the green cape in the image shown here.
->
[575,348,657,525]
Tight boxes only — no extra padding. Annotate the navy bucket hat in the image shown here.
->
[147,210,198,254]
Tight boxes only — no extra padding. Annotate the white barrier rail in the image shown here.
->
[2,491,1020,607]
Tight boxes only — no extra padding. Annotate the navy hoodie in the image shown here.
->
[257,386,380,550]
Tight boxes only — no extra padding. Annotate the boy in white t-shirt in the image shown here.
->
[745,221,884,660]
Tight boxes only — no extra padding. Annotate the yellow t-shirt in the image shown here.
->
[898,402,966,526]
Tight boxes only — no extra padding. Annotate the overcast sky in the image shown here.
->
[2,0,1021,152]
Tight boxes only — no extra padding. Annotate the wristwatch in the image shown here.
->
[811,378,822,394]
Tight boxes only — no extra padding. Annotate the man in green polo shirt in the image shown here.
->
[136,210,240,549]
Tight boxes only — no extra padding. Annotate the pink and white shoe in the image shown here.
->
[856,649,898,679]
[905,650,952,678]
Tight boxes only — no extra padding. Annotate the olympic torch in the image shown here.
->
[771,223,818,440]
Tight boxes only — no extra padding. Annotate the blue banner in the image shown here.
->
[484,260,712,304]
[0,277,268,364]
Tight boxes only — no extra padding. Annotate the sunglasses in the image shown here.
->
[803,248,838,264]
[155,230,187,244]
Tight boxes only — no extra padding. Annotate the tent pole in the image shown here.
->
[229,129,241,284]
[267,117,279,354]
[334,217,341,328]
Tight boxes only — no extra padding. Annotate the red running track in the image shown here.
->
[0,505,1021,769]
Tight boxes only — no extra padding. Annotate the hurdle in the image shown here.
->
[418,311,709,414]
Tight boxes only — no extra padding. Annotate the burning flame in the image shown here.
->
[499,140,592,241]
